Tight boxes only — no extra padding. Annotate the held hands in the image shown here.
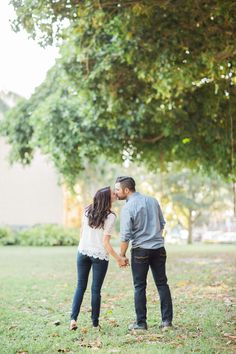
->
[117,256,130,268]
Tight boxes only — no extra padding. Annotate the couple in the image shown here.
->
[70,176,173,331]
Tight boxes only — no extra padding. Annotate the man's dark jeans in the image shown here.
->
[71,252,108,326]
[131,247,173,326]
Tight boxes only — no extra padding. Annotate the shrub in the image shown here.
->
[18,224,80,246]
[0,224,80,246]
[0,227,18,246]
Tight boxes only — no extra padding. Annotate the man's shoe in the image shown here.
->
[92,324,101,331]
[128,322,147,331]
[159,321,173,331]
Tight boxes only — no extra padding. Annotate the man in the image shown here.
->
[115,176,173,331]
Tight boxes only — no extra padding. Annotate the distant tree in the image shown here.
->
[67,160,233,243]
[160,169,231,243]
[116,164,232,243]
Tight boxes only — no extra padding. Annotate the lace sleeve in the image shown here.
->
[104,213,116,235]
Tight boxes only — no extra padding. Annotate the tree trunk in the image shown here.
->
[187,210,193,244]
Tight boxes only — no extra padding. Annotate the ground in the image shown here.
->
[0,244,235,354]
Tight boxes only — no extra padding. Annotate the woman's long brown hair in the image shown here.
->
[85,186,113,229]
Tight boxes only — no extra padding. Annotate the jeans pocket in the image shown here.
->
[133,248,149,264]
[134,255,149,264]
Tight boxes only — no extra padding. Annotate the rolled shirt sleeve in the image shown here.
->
[120,206,132,242]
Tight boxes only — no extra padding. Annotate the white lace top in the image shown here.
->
[78,212,116,261]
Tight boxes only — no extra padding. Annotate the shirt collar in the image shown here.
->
[126,192,140,202]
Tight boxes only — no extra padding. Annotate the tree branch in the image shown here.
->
[138,134,164,143]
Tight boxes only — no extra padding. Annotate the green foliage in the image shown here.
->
[1,98,34,165]
[2,0,236,185]
[18,224,79,246]
[0,225,80,246]
[0,227,18,246]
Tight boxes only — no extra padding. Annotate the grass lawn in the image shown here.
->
[0,244,236,354]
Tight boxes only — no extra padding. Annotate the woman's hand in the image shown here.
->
[103,235,129,267]
[117,256,129,268]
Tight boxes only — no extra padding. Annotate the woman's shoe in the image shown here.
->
[69,320,78,330]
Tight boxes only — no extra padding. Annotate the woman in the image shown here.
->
[70,186,127,330]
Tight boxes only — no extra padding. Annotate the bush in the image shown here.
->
[18,224,80,246]
[0,227,18,246]
[0,224,80,246]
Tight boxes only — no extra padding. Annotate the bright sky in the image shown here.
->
[0,0,59,98]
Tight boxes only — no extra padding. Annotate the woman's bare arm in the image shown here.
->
[103,235,128,267]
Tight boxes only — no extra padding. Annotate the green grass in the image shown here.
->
[0,244,236,353]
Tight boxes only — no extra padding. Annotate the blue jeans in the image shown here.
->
[131,247,173,325]
[71,252,108,326]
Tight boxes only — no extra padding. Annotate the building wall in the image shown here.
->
[0,139,64,226]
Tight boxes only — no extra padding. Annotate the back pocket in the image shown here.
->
[133,249,149,264]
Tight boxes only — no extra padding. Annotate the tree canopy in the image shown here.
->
[1,0,236,185]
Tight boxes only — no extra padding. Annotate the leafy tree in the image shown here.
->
[1,0,236,185]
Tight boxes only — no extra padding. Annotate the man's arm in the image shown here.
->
[120,207,132,263]
[120,207,132,241]
[120,241,129,257]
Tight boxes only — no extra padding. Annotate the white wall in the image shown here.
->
[0,139,64,226]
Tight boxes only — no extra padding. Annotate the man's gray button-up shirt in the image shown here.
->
[120,192,165,249]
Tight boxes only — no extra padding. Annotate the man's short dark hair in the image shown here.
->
[116,176,136,192]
